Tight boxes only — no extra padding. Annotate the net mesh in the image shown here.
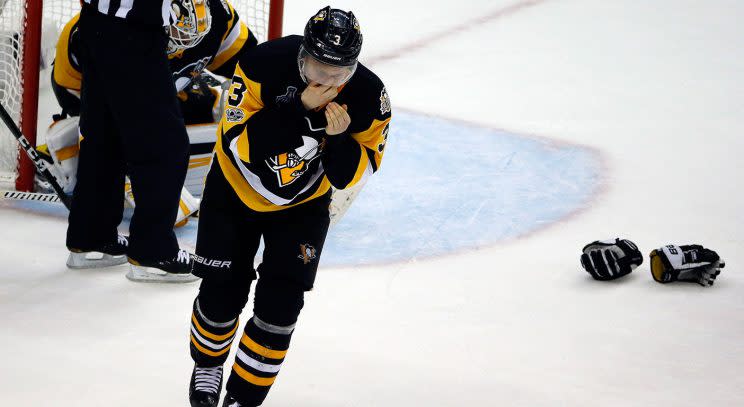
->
[0,0,272,188]
[0,0,26,187]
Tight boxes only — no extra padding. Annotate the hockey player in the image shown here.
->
[58,0,258,281]
[186,6,391,407]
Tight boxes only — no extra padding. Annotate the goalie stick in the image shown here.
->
[1,189,62,204]
[0,102,72,209]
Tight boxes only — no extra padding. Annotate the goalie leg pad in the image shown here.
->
[45,116,81,194]
[175,187,200,227]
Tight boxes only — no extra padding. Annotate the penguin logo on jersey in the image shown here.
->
[298,244,317,264]
[266,136,322,187]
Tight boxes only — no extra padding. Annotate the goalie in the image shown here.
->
[44,0,258,228]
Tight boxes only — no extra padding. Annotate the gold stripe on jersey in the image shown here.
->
[220,64,261,163]
[352,117,391,170]
[208,21,249,72]
[222,0,239,35]
[53,13,82,91]
[232,363,276,386]
[222,63,262,134]
[234,127,251,162]
[346,143,371,188]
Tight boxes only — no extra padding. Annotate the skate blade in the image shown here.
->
[67,251,127,269]
[126,264,200,284]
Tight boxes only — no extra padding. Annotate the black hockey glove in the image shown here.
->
[580,238,643,281]
[649,245,725,287]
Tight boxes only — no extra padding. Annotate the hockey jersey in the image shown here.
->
[215,35,392,212]
[53,0,257,93]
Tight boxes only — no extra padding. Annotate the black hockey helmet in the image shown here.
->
[302,6,362,67]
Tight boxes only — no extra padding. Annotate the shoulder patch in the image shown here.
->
[380,87,391,115]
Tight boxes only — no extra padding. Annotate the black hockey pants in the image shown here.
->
[66,8,189,262]
[189,164,331,406]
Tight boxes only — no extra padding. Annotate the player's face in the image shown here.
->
[300,55,356,87]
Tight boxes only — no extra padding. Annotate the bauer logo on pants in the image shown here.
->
[298,244,317,264]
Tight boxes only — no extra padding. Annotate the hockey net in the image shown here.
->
[0,0,283,191]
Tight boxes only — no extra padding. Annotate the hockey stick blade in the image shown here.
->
[1,189,62,204]
[0,103,72,209]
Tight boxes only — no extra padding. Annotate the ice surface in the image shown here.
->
[2,0,743,406]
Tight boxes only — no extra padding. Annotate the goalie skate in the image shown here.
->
[126,264,199,283]
[66,251,127,269]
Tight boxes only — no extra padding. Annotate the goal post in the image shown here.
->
[0,0,284,192]
[16,0,41,192]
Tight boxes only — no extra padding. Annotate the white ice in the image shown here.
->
[2,0,743,406]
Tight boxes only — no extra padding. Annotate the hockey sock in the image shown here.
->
[226,316,294,406]
[190,299,240,366]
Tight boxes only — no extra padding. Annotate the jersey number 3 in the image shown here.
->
[227,75,247,107]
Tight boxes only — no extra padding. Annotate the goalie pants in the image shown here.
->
[190,164,331,406]
[66,9,189,262]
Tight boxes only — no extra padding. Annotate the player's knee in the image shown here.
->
[257,256,319,292]
[198,267,255,320]
[253,276,306,328]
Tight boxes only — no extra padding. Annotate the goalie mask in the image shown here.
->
[167,0,212,52]
[298,7,362,87]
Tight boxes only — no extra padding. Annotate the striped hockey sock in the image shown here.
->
[226,316,295,406]
[190,299,240,366]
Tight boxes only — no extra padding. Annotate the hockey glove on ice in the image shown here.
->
[581,238,643,281]
[649,245,724,287]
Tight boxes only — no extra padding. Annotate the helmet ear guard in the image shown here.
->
[167,0,212,53]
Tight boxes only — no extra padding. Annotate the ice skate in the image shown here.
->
[189,364,223,407]
[126,249,199,283]
[66,235,128,269]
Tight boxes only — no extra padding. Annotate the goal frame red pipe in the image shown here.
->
[15,0,285,191]
[16,0,42,191]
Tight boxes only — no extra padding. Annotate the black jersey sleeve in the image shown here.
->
[321,73,391,189]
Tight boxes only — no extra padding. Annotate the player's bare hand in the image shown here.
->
[301,83,338,110]
[325,103,350,136]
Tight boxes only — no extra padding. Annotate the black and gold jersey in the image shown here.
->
[215,35,392,212]
[54,0,257,93]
